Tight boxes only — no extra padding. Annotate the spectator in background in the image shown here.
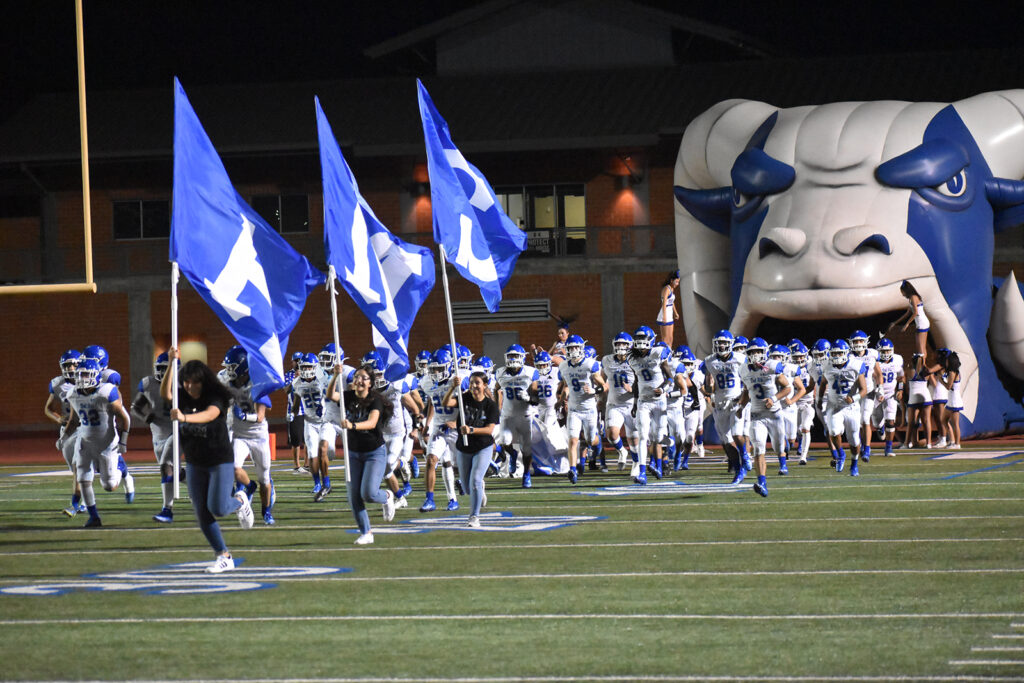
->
[532,321,570,367]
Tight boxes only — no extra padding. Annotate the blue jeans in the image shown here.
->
[186,461,241,555]
[457,445,493,517]
[346,445,388,534]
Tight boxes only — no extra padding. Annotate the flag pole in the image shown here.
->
[328,265,352,484]
[170,261,181,500]
[437,248,469,446]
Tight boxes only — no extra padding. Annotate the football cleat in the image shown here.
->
[313,486,326,503]
[850,461,859,477]
[419,498,436,513]
[567,468,578,485]
[62,506,78,517]
[798,457,808,465]
[83,516,102,528]
[835,454,846,473]
[731,469,746,485]
[401,482,413,498]
[446,498,460,511]
[522,472,532,489]
[311,482,322,496]
[410,456,420,478]
[263,510,276,526]
[753,481,768,497]
[635,470,647,485]
[778,465,789,475]
[244,481,258,502]
[153,508,173,524]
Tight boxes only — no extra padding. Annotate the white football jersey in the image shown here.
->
[67,383,120,443]
[558,359,601,410]
[739,361,787,417]
[704,352,746,402]
[629,347,671,401]
[601,354,635,407]
[496,366,540,417]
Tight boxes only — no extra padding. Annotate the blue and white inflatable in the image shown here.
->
[674,90,1024,435]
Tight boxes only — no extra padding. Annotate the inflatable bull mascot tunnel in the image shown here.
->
[673,90,1024,437]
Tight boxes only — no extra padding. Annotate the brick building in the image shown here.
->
[2,1,1022,431]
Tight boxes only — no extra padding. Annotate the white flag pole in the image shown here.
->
[170,261,181,500]
[328,265,352,484]
[437,248,469,447]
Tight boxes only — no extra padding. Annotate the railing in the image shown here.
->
[0,224,679,284]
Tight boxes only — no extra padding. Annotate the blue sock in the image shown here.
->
[425,491,435,503]
[312,472,321,487]
[696,434,704,446]
[830,447,838,459]
[116,456,127,475]
[629,450,638,463]
[161,474,173,484]
[323,475,331,489]
[739,443,748,459]
[779,455,787,468]
[838,447,846,460]
[613,437,623,450]
[71,493,81,508]
[87,504,99,520]
[863,445,871,458]
[681,452,689,467]
[886,438,893,451]
[758,475,767,487]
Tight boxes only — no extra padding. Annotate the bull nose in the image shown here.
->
[758,227,807,259]
[833,226,892,256]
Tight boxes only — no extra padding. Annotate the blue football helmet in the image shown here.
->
[769,344,789,362]
[746,337,768,365]
[319,342,342,369]
[830,339,851,366]
[877,337,895,362]
[632,327,652,352]
[154,352,170,381]
[361,350,384,372]
[431,347,454,381]
[811,339,831,363]
[534,350,552,373]
[789,341,808,366]
[613,332,633,358]
[60,349,82,381]
[565,334,586,361]
[713,330,734,358]
[584,345,598,359]
[505,344,526,370]
[474,356,495,376]
[457,344,473,370]
[298,352,318,380]
[83,344,109,370]
[732,336,749,353]
[849,329,869,354]
[415,350,432,374]
[222,345,249,381]
[291,351,304,363]
[76,358,102,390]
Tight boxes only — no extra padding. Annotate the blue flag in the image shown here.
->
[416,79,526,313]
[316,97,435,381]
[171,78,326,399]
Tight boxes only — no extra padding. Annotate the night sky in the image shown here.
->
[3,0,1020,122]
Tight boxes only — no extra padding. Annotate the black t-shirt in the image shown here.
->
[344,390,385,453]
[456,391,499,453]
[178,392,233,467]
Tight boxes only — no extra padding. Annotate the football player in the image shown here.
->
[819,340,868,475]
[703,330,751,483]
[45,349,85,516]
[601,332,637,471]
[131,352,177,522]
[418,347,464,511]
[495,344,540,488]
[736,338,792,497]
[872,338,904,456]
[556,334,607,484]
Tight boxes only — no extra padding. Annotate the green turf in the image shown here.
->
[1,446,1022,681]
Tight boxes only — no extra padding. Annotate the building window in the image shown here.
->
[495,184,585,255]
[251,194,309,233]
[113,199,170,240]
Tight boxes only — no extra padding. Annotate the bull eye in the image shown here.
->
[936,169,967,198]
[732,187,750,208]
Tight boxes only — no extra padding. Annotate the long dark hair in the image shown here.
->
[663,269,680,287]
[179,359,234,406]
[348,369,394,424]
[900,280,920,299]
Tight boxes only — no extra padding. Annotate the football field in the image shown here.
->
[1,446,1022,682]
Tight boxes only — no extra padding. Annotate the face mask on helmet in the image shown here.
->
[76,361,101,390]
[830,348,849,366]
[318,350,337,370]
[373,372,388,389]
[566,343,585,361]
[632,336,651,352]
[505,351,525,370]
[746,347,767,365]
[713,337,733,357]
[298,361,317,380]
[791,352,807,366]
[613,338,631,358]
[154,360,169,381]
[850,339,868,354]
[877,342,894,362]
[60,351,81,381]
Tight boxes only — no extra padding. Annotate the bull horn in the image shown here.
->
[990,270,1024,380]
[953,90,1024,181]
[674,99,779,351]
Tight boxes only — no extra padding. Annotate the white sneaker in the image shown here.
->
[697,444,705,458]
[292,466,309,475]
[950,443,961,450]
[467,515,480,528]
[395,495,408,509]
[205,554,234,574]
[382,490,395,522]
[936,438,947,448]
[354,533,374,545]
[234,490,254,529]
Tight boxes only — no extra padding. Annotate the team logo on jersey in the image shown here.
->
[0,562,350,597]
[577,481,753,497]
[369,511,604,534]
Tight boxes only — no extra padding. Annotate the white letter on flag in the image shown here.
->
[203,214,272,322]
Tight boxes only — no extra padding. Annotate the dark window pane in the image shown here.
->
[279,194,309,233]
[526,185,555,228]
[251,195,281,231]
[141,200,170,238]
[113,201,141,240]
